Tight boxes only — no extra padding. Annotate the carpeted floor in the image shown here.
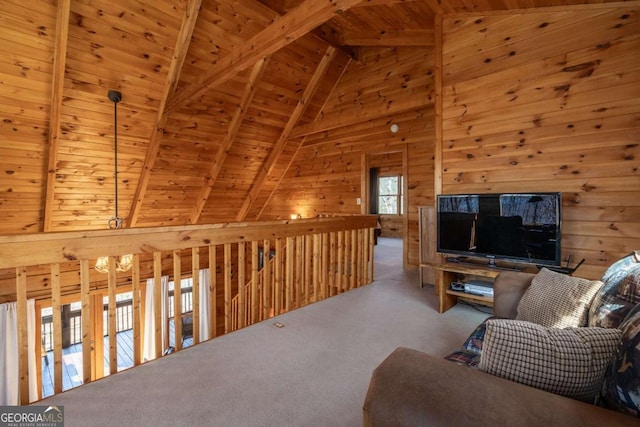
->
[40,238,489,426]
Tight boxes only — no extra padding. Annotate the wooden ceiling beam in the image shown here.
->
[164,0,367,113]
[256,51,352,220]
[340,29,434,46]
[43,0,72,232]
[236,46,339,222]
[257,0,358,58]
[188,56,271,225]
[127,0,203,228]
[424,0,444,15]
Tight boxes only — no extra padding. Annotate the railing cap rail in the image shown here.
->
[0,216,377,269]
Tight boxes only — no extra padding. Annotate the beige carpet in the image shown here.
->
[39,238,489,426]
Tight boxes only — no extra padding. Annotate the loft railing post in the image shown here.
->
[209,245,217,338]
[16,266,29,404]
[192,247,200,345]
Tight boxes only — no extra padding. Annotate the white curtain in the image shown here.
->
[1,300,37,405]
[198,269,210,341]
[142,276,168,362]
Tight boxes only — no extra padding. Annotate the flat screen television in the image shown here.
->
[437,192,562,267]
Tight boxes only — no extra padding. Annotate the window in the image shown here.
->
[378,175,403,214]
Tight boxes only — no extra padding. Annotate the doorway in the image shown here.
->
[362,149,408,269]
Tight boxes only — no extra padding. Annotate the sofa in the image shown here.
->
[363,252,640,426]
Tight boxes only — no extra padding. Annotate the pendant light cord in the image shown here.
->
[113,98,119,223]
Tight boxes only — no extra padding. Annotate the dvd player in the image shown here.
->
[464,280,494,297]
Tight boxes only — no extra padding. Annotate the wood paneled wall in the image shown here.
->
[261,46,435,269]
[441,4,640,279]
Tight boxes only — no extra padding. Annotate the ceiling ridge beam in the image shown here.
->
[236,46,339,222]
[164,0,366,114]
[255,51,353,220]
[43,0,72,232]
[188,56,271,225]
[127,0,203,228]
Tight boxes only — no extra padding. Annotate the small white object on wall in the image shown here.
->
[390,123,399,133]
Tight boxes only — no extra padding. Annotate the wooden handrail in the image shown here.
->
[1,216,376,404]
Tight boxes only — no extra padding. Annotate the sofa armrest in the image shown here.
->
[493,271,535,318]
[363,347,635,427]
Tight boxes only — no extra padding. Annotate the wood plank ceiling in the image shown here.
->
[0,0,625,234]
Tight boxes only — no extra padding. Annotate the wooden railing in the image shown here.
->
[229,228,374,332]
[0,216,376,403]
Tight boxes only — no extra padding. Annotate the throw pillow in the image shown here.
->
[516,268,603,328]
[600,304,640,417]
[589,251,640,328]
[478,319,621,402]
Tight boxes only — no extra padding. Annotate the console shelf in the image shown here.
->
[428,261,536,313]
[445,289,493,305]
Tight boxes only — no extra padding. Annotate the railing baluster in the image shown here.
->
[16,266,29,403]
[295,236,303,308]
[304,235,311,304]
[192,247,200,344]
[132,254,141,365]
[238,242,246,329]
[108,257,118,374]
[209,245,217,339]
[174,250,183,350]
[251,240,259,324]
[329,232,336,297]
[274,239,283,315]
[224,243,232,333]
[285,237,294,311]
[321,233,329,299]
[51,263,63,394]
[80,259,92,385]
[263,240,271,319]
[153,252,163,358]
[350,230,357,290]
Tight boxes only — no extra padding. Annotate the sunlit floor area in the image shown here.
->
[41,322,192,398]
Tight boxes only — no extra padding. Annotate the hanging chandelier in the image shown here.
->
[95,90,133,273]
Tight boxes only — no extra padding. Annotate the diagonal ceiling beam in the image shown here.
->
[164,0,366,114]
[424,0,444,15]
[188,56,271,225]
[127,0,202,227]
[235,46,339,222]
[255,51,352,220]
[43,0,71,232]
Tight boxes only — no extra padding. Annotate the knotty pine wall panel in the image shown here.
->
[0,0,56,233]
[441,5,640,279]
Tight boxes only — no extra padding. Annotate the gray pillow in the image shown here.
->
[479,319,621,402]
[516,268,603,328]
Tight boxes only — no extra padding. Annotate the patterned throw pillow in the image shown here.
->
[516,268,603,328]
[600,304,640,417]
[479,319,621,402]
[589,251,640,328]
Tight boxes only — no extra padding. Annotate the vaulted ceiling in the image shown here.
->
[0,0,624,234]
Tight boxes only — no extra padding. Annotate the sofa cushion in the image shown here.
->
[600,304,640,417]
[478,319,621,402]
[516,268,603,328]
[589,251,640,328]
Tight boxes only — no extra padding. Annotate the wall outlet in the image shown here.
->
[356,198,361,205]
